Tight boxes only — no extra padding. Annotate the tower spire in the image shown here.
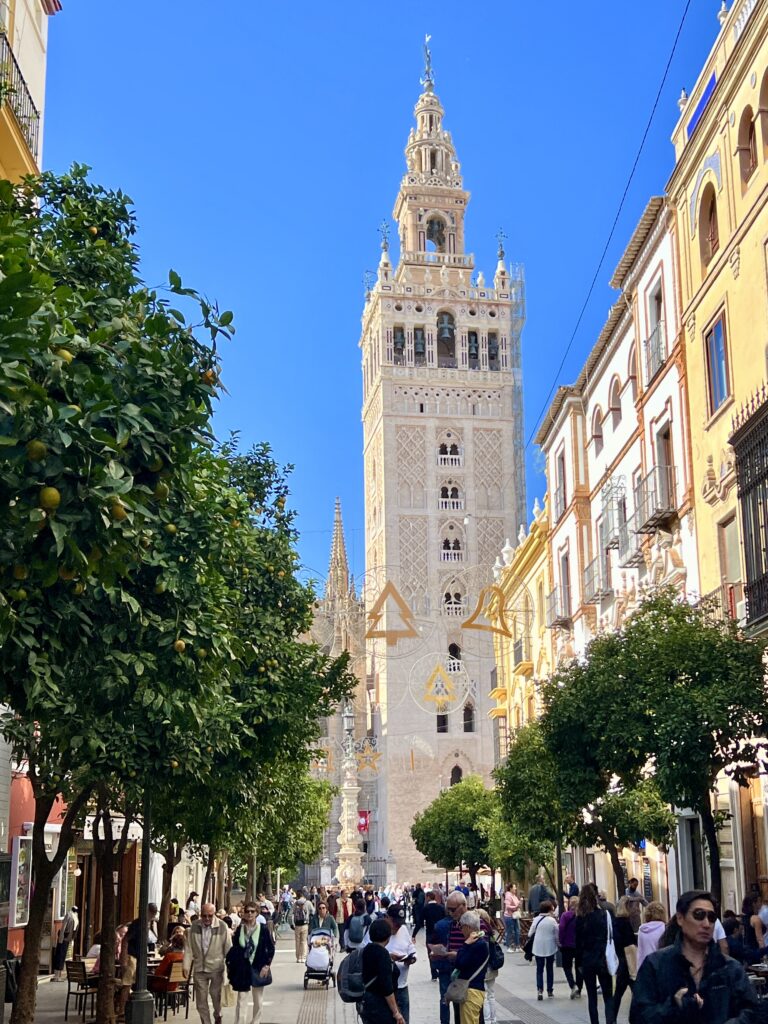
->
[420,34,434,92]
[326,497,350,603]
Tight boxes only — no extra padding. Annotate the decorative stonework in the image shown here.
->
[396,425,427,511]
[399,516,429,597]
[700,450,737,506]
[477,517,505,570]
[729,246,741,279]
[687,314,696,343]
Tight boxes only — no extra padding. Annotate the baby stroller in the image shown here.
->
[304,928,336,989]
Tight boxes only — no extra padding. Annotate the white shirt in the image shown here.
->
[229,912,241,930]
[201,924,212,955]
[261,899,275,915]
[388,924,417,988]
[531,914,559,958]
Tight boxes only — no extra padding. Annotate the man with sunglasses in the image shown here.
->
[630,890,757,1024]
[428,893,467,1024]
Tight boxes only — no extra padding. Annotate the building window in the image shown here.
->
[704,315,730,414]
[450,765,463,786]
[628,344,638,402]
[732,399,768,628]
[436,311,456,365]
[699,184,719,269]
[609,378,622,429]
[436,713,448,734]
[463,701,475,733]
[738,107,758,183]
[592,407,604,455]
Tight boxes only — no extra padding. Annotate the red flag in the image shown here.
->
[357,811,370,834]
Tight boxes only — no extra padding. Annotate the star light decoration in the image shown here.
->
[355,736,382,777]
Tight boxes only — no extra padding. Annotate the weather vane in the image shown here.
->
[496,227,507,259]
[420,34,434,89]
[378,220,390,251]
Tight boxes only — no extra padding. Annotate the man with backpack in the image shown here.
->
[345,898,371,951]
[292,896,311,963]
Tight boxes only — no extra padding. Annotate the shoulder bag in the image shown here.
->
[488,934,505,971]
[604,911,619,977]
[443,953,489,1005]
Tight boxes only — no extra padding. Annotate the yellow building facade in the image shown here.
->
[667,0,768,616]
[488,500,553,760]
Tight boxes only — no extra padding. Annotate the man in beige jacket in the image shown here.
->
[183,902,232,1024]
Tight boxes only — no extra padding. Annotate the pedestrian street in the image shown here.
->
[32,925,631,1024]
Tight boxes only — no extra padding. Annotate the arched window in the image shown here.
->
[426,217,446,253]
[463,702,475,733]
[526,694,535,721]
[439,482,464,510]
[609,378,622,429]
[449,443,459,456]
[450,765,463,786]
[436,312,456,365]
[699,183,719,270]
[448,643,462,673]
[738,106,758,183]
[760,71,768,162]
[442,588,465,616]
[592,406,604,455]
[437,712,448,734]
[439,443,448,456]
[440,520,465,561]
[628,345,638,402]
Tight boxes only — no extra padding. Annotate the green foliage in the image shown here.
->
[481,803,555,880]
[411,776,496,878]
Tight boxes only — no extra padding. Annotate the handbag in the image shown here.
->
[488,937,505,971]
[604,911,619,977]
[443,953,489,1005]
[625,943,638,981]
[251,967,273,987]
[523,917,539,962]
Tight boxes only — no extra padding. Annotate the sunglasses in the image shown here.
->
[690,909,717,923]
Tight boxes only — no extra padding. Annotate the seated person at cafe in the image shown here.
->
[148,932,185,993]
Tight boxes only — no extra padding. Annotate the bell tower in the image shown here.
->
[360,44,526,882]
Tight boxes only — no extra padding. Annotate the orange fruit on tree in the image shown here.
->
[39,486,61,511]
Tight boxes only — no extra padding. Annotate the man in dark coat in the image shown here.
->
[225,900,275,1024]
[630,890,756,1024]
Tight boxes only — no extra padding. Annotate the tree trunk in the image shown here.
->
[202,848,215,904]
[158,841,182,939]
[605,842,626,901]
[246,859,254,902]
[700,799,722,906]
[93,806,117,1024]
[467,863,478,888]
[215,852,227,910]
[11,783,91,1024]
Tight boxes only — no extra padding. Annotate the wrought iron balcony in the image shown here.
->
[0,33,39,161]
[546,585,572,628]
[583,556,613,603]
[617,510,645,567]
[644,321,666,385]
[699,581,745,622]
[634,465,677,533]
[512,635,532,672]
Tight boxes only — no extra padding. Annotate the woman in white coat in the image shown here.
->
[530,900,559,1000]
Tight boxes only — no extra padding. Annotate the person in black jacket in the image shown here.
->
[630,890,757,1024]
[361,918,405,1024]
[423,891,446,980]
[225,901,275,1024]
[613,897,638,1019]
[575,883,614,1024]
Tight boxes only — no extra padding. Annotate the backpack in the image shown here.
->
[293,903,306,926]
[347,914,365,944]
[337,946,370,1003]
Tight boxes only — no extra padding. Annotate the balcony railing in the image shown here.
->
[634,465,677,533]
[617,511,645,567]
[0,33,40,162]
[699,580,745,622]
[644,321,666,385]
[441,550,464,562]
[437,454,463,467]
[512,636,531,667]
[438,358,458,369]
[554,484,566,522]
[746,574,768,629]
[439,498,464,511]
[583,556,613,603]
[402,250,474,268]
[442,598,467,617]
[546,585,572,628]
[447,657,463,674]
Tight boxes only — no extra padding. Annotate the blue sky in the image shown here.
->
[44,1,720,582]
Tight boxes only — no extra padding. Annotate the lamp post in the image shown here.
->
[126,790,153,1024]
[336,701,364,889]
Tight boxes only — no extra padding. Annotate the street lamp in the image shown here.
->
[336,701,364,888]
[342,701,355,744]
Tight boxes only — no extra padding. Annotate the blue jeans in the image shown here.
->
[395,987,410,1023]
[503,916,520,947]
[438,970,460,1024]
[536,955,554,995]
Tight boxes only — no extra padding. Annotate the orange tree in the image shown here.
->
[0,165,261,1024]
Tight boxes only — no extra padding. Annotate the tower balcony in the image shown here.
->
[0,33,40,176]
[401,250,474,269]
[439,498,464,511]
[437,454,463,467]
[440,550,464,562]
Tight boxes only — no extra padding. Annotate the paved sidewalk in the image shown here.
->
[29,927,631,1024]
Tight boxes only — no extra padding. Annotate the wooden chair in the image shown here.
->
[64,960,97,1022]
[153,962,191,1020]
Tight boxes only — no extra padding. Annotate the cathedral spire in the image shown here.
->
[326,497,350,603]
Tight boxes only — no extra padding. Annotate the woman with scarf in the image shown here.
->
[225,900,275,1024]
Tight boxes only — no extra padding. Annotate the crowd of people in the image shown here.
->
[65,877,768,1024]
